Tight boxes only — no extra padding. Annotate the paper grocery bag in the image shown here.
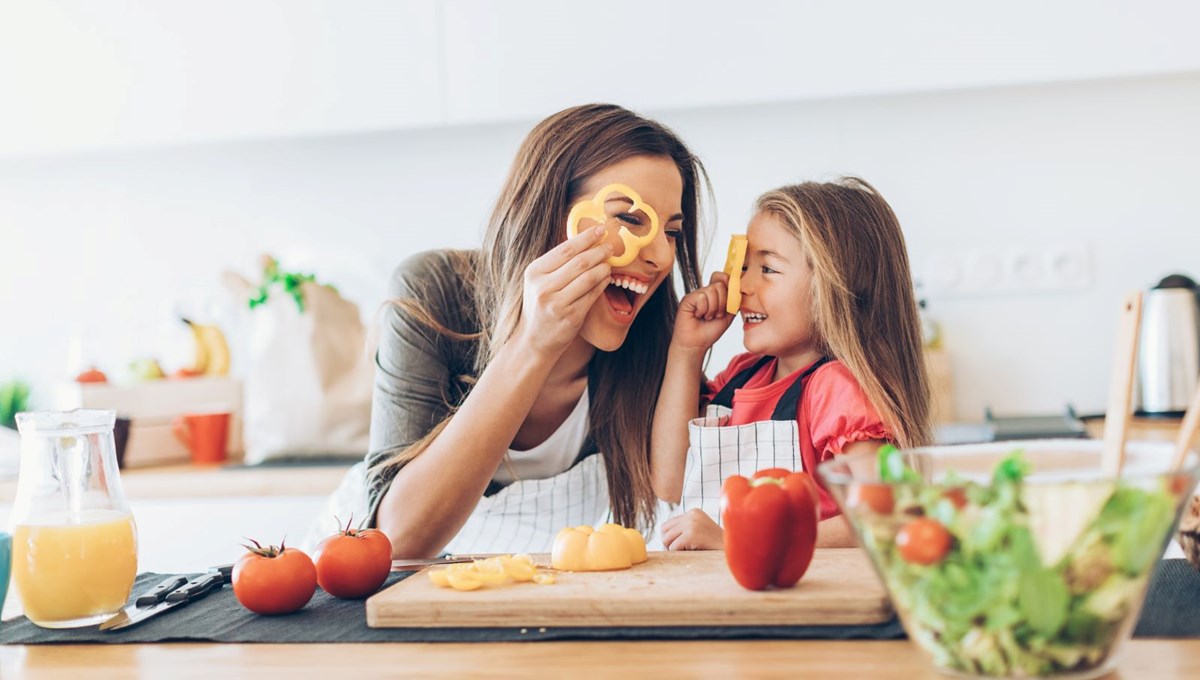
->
[239,279,372,463]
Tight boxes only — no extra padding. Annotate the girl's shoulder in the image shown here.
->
[708,352,770,389]
[805,359,883,422]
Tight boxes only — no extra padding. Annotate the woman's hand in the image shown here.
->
[671,271,735,353]
[515,225,613,359]
[661,508,724,550]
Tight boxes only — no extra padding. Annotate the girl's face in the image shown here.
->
[739,211,819,362]
[576,155,684,352]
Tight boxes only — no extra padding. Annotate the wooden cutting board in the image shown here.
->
[366,548,892,628]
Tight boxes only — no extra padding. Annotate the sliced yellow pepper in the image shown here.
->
[427,554,555,591]
[724,234,748,314]
[566,183,661,268]
[551,523,648,571]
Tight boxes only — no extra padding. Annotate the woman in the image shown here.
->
[366,104,710,558]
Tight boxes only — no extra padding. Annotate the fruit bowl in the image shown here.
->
[818,439,1199,679]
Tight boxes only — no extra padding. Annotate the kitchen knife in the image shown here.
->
[100,565,232,632]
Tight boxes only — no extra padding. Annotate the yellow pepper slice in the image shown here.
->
[724,234,748,314]
[566,183,661,268]
[551,523,648,571]
[426,554,554,591]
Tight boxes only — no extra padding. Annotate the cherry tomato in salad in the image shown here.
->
[896,518,952,565]
[849,483,895,515]
[232,539,317,615]
[942,487,968,510]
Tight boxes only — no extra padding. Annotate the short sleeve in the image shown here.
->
[364,250,480,526]
[803,362,892,464]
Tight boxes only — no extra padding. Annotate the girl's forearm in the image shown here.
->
[376,339,557,557]
[650,344,707,503]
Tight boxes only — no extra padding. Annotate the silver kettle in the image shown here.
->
[1137,273,1200,415]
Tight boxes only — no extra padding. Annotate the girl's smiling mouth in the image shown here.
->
[742,309,768,325]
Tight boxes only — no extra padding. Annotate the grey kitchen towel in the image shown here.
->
[3,559,1198,645]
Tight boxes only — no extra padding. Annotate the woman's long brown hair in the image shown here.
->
[374,104,710,530]
[755,178,932,449]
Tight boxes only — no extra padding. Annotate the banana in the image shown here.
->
[182,318,210,374]
[181,319,231,376]
[199,324,231,376]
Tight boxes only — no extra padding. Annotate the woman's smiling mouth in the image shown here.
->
[603,274,652,322]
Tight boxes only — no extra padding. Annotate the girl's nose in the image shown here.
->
[739,267,756,296]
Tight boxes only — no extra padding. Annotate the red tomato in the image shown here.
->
[942,487,968,510]
[848,483,895,514]
[232,539,317,615]
[314,527,393,599]
[896,518,952,565]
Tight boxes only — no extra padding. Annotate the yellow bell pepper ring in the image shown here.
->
[723,234,748,315]
[566,183,661,268]
[551,523,648,571]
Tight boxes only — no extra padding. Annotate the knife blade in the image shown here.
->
[100,565,233,632]
[99,575,189,631]
[393,556,496,573]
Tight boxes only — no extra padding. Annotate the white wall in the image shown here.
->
[3,73,1199,421]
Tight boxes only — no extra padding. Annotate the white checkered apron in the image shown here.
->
[678,357,828,525]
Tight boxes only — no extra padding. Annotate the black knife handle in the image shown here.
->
[135,576,189,607]
[164,572,225,603]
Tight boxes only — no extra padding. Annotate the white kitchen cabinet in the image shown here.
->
[0,1,442,156]
[442,0,1200,124]
[3,1,1198,156]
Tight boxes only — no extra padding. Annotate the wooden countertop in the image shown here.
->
[2,640,1198,678]
[0,461,352,503]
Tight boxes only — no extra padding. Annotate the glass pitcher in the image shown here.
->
[10,410,138,628]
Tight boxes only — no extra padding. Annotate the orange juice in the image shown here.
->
[12,509,138,627]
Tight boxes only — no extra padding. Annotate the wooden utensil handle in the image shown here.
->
[1101,291,1143,478]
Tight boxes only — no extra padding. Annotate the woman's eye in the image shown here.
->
[617,213,642,226]
[665,228,683,239]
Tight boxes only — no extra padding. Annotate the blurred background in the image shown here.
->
[1,0,1198,426]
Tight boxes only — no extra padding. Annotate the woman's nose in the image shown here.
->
[638,226,674,271]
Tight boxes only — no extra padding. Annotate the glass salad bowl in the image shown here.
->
[819,439,1199,679]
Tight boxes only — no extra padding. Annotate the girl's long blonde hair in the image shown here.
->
[375,104,710,530]
[756,177,932,449]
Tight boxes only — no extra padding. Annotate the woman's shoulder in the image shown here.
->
[389,248,480,298]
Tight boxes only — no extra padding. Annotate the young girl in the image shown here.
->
[650,177,931,550]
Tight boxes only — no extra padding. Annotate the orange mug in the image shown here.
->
[172,412,231,465]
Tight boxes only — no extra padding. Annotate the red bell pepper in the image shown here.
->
[720,468,820,591]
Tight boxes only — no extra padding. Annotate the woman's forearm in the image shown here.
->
[650,344,706,503]
[376,339,557,557]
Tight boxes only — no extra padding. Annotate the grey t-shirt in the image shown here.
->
[364,248,596,526]
[365,249,481,525]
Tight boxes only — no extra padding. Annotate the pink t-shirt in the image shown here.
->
[703,353,891,518]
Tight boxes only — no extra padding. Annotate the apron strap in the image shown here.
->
[708,355,775,408]
[769,357,832,421]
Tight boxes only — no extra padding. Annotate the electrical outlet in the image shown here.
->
[917,242,1091,297]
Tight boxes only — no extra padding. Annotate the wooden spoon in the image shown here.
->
[1101,291,1143,478]
[1170,383,1200,472]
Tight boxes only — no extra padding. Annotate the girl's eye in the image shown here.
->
[761,265,778,275]
[740,265,749,273]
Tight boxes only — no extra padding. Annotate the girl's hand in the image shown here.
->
[661,508,724,550]
[514,225,613,359]
[672,272,735,352]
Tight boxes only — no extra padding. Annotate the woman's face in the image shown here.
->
[574,155,684,352]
